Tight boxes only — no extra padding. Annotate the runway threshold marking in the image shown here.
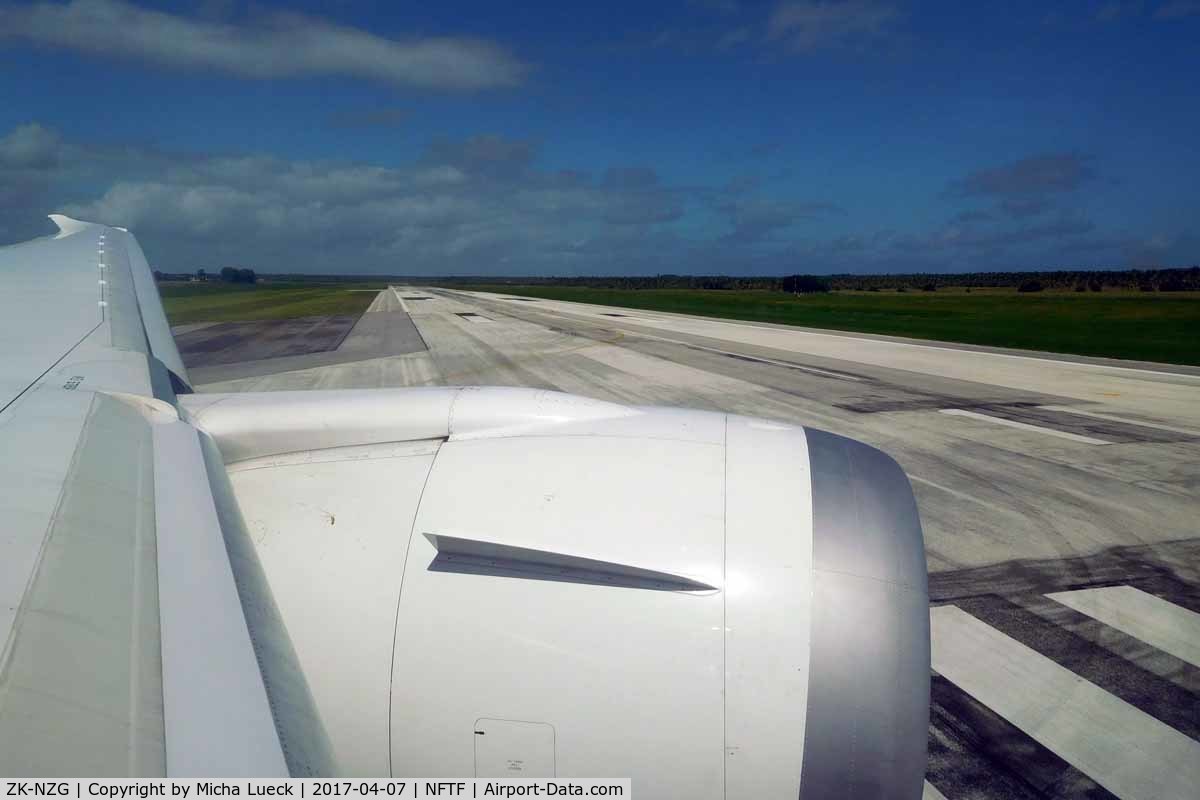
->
[938,408,1110,445]
[1048,586,1200,668]
[930,605,1200,800]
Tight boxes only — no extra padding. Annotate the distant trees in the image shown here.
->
[782,275,831,294]
[219,266,257,284]
[415,266,1200,294]
[1159,274,1188,291]
[1017,280,1044,293]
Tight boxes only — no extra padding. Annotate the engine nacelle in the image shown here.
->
[182,387,929,798]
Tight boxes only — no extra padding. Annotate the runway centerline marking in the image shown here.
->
[930,605,1200,800]
[1036,405,1200,437]
[463,291,1200,382]
[908,475,1021,517]
[938,408,1110,445]
[611,328,865,381]
[1048,586,1200,668]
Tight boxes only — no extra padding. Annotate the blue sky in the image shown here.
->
[1,0,1197,274]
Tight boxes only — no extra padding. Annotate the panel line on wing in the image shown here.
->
[0,320,102,419]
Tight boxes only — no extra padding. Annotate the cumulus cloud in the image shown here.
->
[425,135,539,179]
[1125,232,1200,264]
[0,122,62,170]
[0,123,70,240]
[882,212,1097,262]
[0,123,708,273]
[0,0,528,90]
[2,123,1158,275]
[952,153,1096,197]
[767,0,899,52]
[720,199,842,243]
[590,167,684,224]
[647,0,901,56]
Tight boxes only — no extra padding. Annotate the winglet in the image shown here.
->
[47,214,92,238]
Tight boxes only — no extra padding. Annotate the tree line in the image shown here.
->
[153,267,257,283]
[425,266,1200,293]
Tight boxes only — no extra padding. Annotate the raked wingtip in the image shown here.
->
[47,213,92,238]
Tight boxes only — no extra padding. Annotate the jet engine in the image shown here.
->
[181,386,929,799]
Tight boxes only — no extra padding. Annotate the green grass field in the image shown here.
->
[159,281,385,325]
[456,285,1200,365]
[159,281,1200,365]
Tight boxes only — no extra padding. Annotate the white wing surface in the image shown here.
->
[0,218,930,797]
[0,217,296,777]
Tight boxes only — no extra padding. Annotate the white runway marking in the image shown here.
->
[922,782,950,800]
[457,289,1200,428]
[930,605,1200,800]
[627,329,865,381]
[908,475,1021,517]
[938,408,1110,445]
[1048,586,1200,668]
[1037,405,1200,437]
[474,290,1200,380]
[391,287,410,314]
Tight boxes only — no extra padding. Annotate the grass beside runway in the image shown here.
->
[452,285,1200,366]
[159,281,386,324]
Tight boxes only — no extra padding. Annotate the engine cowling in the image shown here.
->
[182,387,929,798]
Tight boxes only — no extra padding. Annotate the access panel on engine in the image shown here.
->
[474,718,556,777]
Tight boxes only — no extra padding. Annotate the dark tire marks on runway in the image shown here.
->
[928,676,1116,800]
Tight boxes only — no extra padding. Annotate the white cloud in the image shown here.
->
[952,153,1097,197]
[767,0,899,52]
[4,123,1145,275]
[8,127,697,273]
[0,0,528,90]
[719,198,843,243]
[0,122,62,169]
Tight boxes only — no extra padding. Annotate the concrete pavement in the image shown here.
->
[180,286,1200,799]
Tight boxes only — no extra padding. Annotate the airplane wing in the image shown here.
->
[0,217,930,797]
[0,216,301,777]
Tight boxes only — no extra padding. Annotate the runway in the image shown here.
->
[181,286,1200,799]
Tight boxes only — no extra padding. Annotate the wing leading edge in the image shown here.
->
[0,217,313,777]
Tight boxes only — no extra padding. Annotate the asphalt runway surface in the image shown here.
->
[176,288,427,384]
[180,286,1200,800]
